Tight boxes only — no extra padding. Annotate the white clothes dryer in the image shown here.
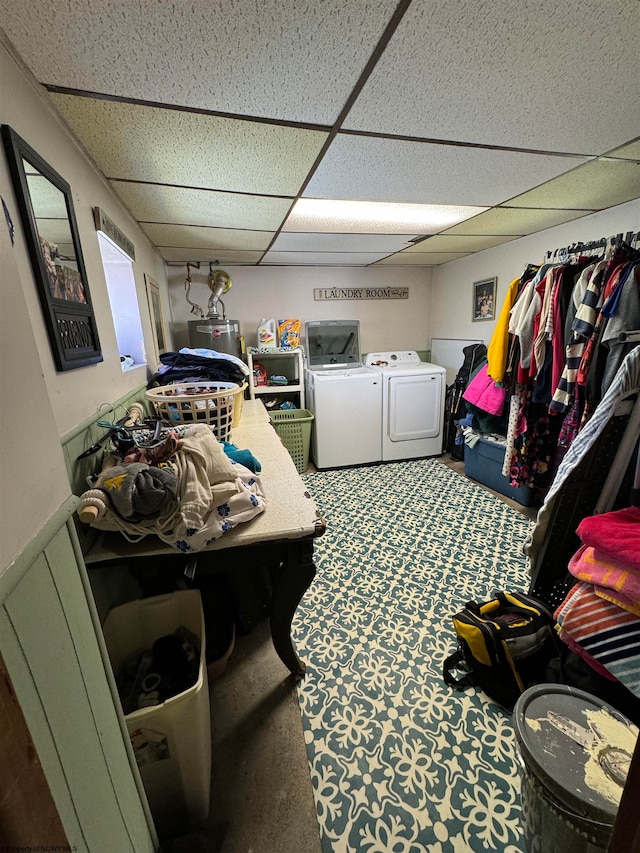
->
[365,351,446,461]
[305,320,382,469]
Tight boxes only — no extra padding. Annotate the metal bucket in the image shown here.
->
[513,685,638,853]
[188,319,241,358]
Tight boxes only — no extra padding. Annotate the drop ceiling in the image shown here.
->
[1,0,639,267]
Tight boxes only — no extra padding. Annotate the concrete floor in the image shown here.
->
[167,618,322,853]
[207,620,322,853]
[167,454,537,853]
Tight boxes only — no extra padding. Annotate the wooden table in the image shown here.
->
[84,400,325,677]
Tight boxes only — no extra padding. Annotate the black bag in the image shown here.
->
[443,590,560,711]
[443,343,487,460]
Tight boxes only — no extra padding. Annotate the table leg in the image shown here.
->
[270,539,316,678]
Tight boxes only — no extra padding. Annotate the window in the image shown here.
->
[97,232,146,370]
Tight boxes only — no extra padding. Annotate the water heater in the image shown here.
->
[188,318,242,358]
[184,264,242,357]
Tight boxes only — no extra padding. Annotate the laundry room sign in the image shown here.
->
[313,287,409,300]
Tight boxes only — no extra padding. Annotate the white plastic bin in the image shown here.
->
[102,590,210,840]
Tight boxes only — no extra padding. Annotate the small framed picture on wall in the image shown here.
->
[145,274,167,358]
[472,277,496,321]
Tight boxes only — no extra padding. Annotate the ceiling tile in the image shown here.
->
[443,208,595,237]
[260,251,386,266]
[404,234,519,253]
[343,0,640,154]
[374,252,470,266]
[24,174,68,218]
[2,0,398,124]
[37,222,73,246]
[110,182,292,230]
[304,135,587,206]
[606,140,640,161]
[158,248,263,264]
[4,1,637,272]
[49,94,328,194]
[270,232,415,252]
[141,224,273,251]
[505,160,640,209]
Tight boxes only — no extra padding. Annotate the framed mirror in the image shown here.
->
[2,125,102,371]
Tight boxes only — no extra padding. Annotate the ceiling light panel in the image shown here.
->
[141,224,273,251]
[270,232,415,252]
[260,251,388,266]
[304,134,587,207]
[342,0,640,154]
[283,199,487,234]
[505,160,640,210]
[110,183,293,231]
[443,207,595,237]
[404,234,519,253]
[2,0,398,124]
[49,94,328,194]
[159,248,264,264]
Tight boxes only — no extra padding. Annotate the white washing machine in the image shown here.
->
[365,351,446,461]
[305,320,382,469]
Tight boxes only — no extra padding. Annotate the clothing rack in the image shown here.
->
[545,231,639,263]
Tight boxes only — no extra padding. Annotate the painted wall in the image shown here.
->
[168,265,433,353]
[167,200,639,358]
[0,35,171,444]
[431,199,640,346]
[0,184,70,569]
[1,36,165,849]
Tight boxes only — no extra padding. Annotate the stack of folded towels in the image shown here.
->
[554,505,640,697]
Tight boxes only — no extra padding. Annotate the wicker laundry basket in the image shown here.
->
[145,381,246,440]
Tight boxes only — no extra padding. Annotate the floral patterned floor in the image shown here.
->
[293,459,535,853]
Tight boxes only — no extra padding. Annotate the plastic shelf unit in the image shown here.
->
[247,348,305,409]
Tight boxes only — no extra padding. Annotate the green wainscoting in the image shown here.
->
[0,499,156,852]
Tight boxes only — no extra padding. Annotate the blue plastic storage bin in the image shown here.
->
[464,436,535,507]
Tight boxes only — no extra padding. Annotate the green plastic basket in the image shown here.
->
[269,409,314,473]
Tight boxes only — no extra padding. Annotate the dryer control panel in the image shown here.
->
[366,350,421,367]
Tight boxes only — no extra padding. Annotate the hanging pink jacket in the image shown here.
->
[462,363,507,416]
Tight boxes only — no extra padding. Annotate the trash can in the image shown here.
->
[513,684,638,853]
[102,590,210,840]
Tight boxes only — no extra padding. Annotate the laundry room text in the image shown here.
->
[313,287,409,300]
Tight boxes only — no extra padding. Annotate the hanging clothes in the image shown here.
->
[467,235,638,497]
[602,262,640,385]
[586,260,640,404]
[550,261,603,413]
[487,275,524,383]
[507,242,638,489]
[524,345,640,575]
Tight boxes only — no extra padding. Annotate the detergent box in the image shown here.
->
[277,319,301,349]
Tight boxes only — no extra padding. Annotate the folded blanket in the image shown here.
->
[556,626,617,682]
[554,581,640,697]
[569,543,640,616]
[154,350,246,385]
[576,506,640,570]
